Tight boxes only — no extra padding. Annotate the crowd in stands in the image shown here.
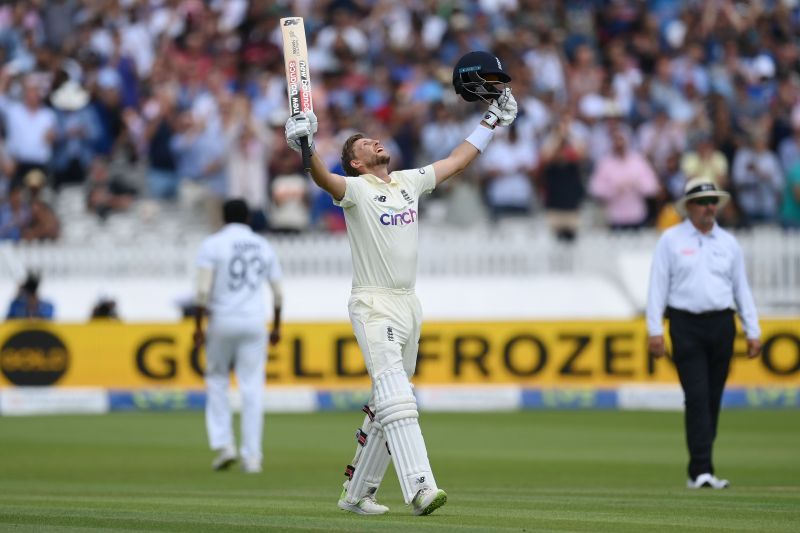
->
[0,0,799,245]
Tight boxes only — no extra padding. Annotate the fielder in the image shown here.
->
[285,51,518,515]
[192,198,283,474]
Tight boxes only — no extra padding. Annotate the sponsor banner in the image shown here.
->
[724,387,800,408]
[0,320,798,388]
[521,388,618,409]
[2,386,799,415]
[617,384,684,411]
[0,387,107,416]
[317,389,372,412]
[264,387,319,412]
[416,386,521,411]
[108,389,206,411]
[108,388,319,412]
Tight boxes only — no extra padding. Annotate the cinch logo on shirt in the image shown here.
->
[379,208,417,226]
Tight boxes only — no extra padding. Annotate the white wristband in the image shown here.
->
[465,124,494,153]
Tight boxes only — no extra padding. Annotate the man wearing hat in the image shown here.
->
[646,176,762,489]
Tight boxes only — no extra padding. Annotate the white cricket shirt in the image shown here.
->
[0,99,57,163]
[196,223,282,322]
[646,219,760,338]
[334,165,437,290]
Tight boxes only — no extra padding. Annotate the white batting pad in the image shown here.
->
[374,368,436,503]
[343,407,391,504]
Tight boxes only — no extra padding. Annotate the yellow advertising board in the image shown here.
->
[0,319,798,388]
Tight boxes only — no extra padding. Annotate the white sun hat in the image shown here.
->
[675,177,730,217]
[51,81,90,111]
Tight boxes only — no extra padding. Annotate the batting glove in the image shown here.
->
[285,111,318,153]
[483,88,518,128]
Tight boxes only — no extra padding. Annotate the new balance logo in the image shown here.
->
[373,195,387,202]
[416,476,426,484]
[283,19,301,25]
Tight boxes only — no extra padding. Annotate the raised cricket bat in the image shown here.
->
[280,16,314,172]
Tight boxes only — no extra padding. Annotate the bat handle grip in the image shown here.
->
[300,136,311,173]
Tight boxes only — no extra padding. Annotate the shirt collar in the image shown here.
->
[684,218,719,238]
[361,173,396,185]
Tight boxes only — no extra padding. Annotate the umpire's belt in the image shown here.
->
[667,307,734,319]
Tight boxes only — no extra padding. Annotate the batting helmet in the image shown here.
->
[452,51,511,103]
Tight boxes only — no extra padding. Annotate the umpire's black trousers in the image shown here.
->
[667,307,736,480]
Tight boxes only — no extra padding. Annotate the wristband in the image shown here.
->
[465,124,494,153]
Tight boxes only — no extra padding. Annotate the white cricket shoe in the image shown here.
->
[240,458,262,474]
[687,473,730,489]
[411,486,447,516]
[337,490,389,515]
[211,446,237,471]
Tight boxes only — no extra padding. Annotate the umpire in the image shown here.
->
[646,177,762,489]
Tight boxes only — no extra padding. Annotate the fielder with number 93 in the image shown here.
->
[284,51,518,516]
[192,199,284,474]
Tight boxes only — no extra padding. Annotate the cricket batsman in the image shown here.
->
[284,51,517,515]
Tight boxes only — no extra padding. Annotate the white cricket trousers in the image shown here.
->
[204,318,267,464]
[348,288,438,503]
[348,288,422,378]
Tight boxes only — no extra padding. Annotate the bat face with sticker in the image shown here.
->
[280,17,314,171]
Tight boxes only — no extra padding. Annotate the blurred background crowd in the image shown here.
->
[0,0,799,245]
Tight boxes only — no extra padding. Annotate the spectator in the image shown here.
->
[0,70,56,188]
[732,132,784,225]
[781,159,800,230]
[269,173,311,234]
[51,80,101,190]
[538,111,587,242]
[681,131,730,190]
[85,157,136,221]
[0,183,30,241]
[777,110,800,175]
[143,83,180,200]
[6,271,55,320]
[636,105,686,177]
[90,67,128,158]
[223,95,269,231]
[589,127,660,230]
[90,297,119,320]
[22,196,60,241]
[478,123,537,222]
[172,109,227,229]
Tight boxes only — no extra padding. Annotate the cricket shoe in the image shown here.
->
[240,458,262,474]
[411,486,447,516]
[337,489,389,515]
[211,446,237,471]
[687,473,729,489]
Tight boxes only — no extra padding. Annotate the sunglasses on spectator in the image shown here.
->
[691,197,719,206]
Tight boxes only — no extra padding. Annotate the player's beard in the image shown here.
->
[372,152,390,167]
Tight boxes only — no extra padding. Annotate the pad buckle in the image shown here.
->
[362,404,375,421]
[356,428,368,446]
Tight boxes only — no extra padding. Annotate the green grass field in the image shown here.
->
[1,410,798,532]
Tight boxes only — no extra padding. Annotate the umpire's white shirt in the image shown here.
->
[334,165,436,290]
[646,219,760,338]
[196,223,282,324]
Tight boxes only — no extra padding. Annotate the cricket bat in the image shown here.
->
[280,16,314,172]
